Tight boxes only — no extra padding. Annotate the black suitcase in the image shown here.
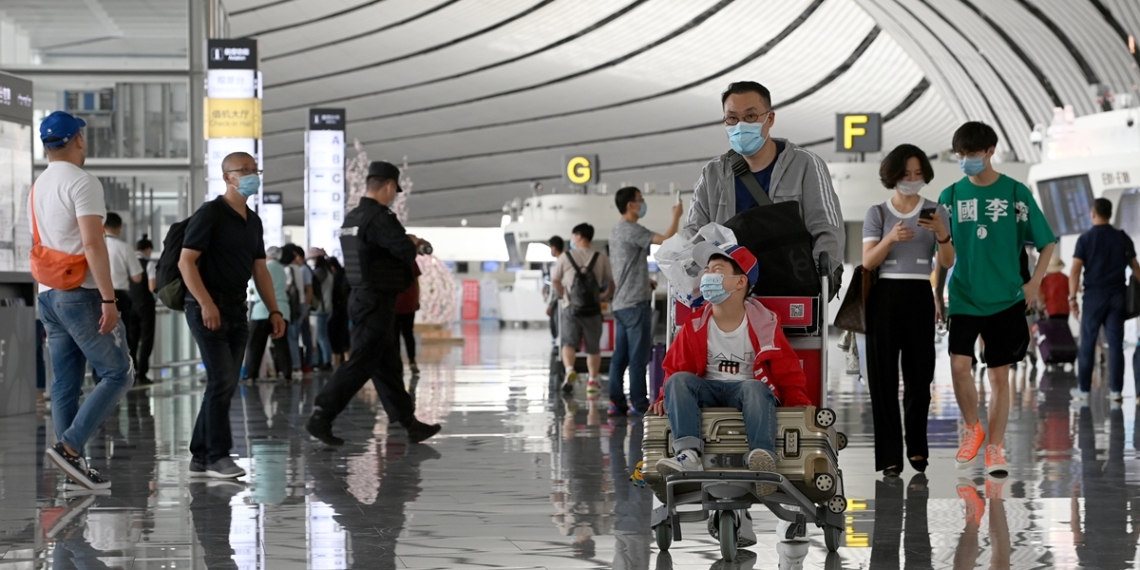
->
[1037,319,1078,365]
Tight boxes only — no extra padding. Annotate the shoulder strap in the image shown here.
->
[585,252,599,273]
[30,185,40,246]
[725,150,775,207]
[566,252,584,274]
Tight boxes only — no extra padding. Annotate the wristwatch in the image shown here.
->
[101,298,117,304]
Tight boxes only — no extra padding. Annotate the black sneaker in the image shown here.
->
[62,468,112,492]
[47,443,111,491]
[306,413,345,446]
[204,457,246,479]
[406,419,442,444]
[189,457,209,477]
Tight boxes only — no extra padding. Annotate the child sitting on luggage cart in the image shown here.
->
[650,242,811,493]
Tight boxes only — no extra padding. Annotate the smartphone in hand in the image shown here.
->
[919,208,936,220]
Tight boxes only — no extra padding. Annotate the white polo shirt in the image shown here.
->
[105,234,142,290]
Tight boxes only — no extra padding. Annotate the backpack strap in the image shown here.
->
[725,149,775,207]
[585,252,599,273]
[566,252,584,274]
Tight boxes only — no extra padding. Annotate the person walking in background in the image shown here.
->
[243,246,292,381]
[283,244,313,377]
[33,110,133,490]
[395,259,422,374]
[939,122,1056,476]
[179,151,286,479]
[129,236,158,385]
[546,236,565,351]
[606,186,682,416]
[309,248,334,371]
[1040,253,1070,320]
[91,212,142,385]
[327,256,351,367]
[861,144,954,476]
[551,223,614,395]
[1070,198,1140,402]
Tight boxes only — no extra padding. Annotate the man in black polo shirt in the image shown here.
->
[179,152,286,478]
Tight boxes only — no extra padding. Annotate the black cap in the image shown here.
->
[367,161,402,192]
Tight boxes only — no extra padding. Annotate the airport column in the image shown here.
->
[204,39,262,202]
[306,109,347,260]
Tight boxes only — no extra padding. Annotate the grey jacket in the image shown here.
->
[685,139,845,274]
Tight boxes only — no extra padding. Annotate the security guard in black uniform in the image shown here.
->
[305,161,441,445]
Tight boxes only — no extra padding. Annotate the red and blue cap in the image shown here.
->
[693,242,759,286]
[40,111,86,148]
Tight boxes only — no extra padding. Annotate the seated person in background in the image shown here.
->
[651,242,811,494]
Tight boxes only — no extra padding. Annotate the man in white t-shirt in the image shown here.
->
[33,111,133,492]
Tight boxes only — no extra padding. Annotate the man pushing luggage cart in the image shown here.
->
[642,226,847,561]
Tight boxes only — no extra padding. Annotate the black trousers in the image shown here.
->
[243,318,292,380]
[185,300,249,463]
[865,279,935,471]
[129,301,155,378]
[396,312,416,363]
[314,289,415,423]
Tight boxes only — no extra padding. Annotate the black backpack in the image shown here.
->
[155,217,190,311]
[566,252,602,317]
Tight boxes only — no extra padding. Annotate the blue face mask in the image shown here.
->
[959,155,985,177]
[638,201,647,218]
[726,119,767,157]
[236,174,261,198]
[568,240,575,250]
[700,273,732,305]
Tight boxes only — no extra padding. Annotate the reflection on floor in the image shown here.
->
[1,323,1139,569]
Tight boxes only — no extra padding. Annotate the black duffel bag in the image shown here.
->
[722,151,820,297]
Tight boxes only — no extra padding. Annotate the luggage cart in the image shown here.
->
[643,253,848,560]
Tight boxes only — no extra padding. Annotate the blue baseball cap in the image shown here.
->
[40,111,86,148]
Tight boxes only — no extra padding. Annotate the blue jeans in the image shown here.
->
[287,313,312,369]
[609,302,653,410]
[664,372,777,455]
[186,299,249,462]
[1078,288,1125,392]
[39,288,133,453]
[314,312,332,366]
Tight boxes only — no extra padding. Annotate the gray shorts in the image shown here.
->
[560,308,603,354]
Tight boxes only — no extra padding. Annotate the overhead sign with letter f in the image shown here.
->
[836,113,882,153]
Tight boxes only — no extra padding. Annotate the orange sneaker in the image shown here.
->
[985,444,1008,477]
[957,478,985,526]
[956,421,985,465]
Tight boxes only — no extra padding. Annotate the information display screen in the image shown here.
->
[1036,174,1095,236]
[0,120,32,271]
[306,109,345,261]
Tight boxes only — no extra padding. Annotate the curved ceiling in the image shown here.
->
[222,0,1140,226]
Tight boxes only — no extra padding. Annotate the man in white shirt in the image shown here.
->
[33,111,133,491]
[92,212,142,385]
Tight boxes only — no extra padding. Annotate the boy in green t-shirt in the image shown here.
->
[938,122,1056,476]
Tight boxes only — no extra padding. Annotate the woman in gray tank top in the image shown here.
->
[861,145,956,477]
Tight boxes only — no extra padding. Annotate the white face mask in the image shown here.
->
[895,180,925,196]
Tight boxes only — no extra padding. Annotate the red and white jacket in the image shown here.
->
[659,298,811,407]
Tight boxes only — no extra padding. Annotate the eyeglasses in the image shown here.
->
[954,152,984,160]
[225,168,264,176]
[723,111,770,126]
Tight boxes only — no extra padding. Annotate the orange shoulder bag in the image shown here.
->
[29,185,89,290]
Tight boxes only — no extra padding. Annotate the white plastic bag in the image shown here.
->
[653,223,737,307]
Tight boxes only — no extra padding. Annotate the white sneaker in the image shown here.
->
[747,449,778,496]
[777,540,811,570]
[1110,391,1123,402]
[586,377,601,394]
[1070,387,1090,400]
[776,518,808,542]
[656,449,703,477]
[561,370,577,394]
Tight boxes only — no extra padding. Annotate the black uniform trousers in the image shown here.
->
[242,318,293,380]
[865,278,935,472]
[129,300,156,379]
[314,288,415,423]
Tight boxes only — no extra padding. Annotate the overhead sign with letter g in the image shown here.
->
[835,113,881,153]
[563,154,599,185]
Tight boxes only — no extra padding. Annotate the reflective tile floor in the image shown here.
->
[2,324,1140,569]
